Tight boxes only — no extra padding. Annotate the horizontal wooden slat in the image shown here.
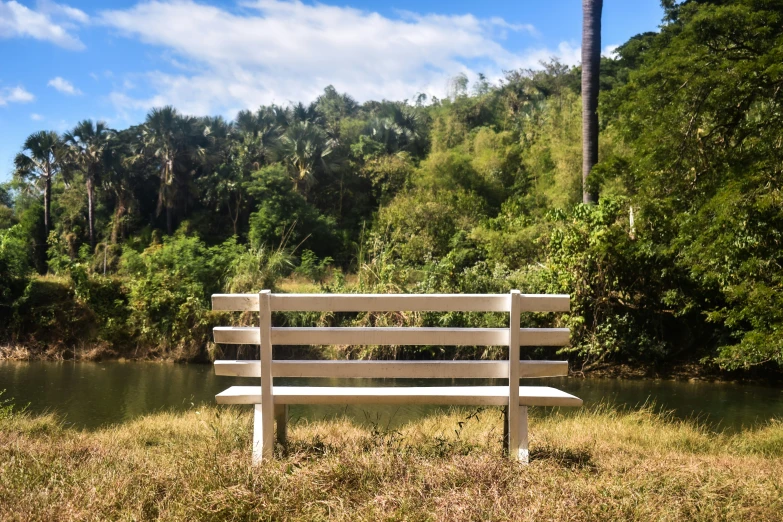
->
[523,328,571,346]
[274,327,508,346]
[519,294,570,312]
[214,360,568,379]
[211,293,570,313]
[213,327,570,346]
[272,294,511,312]
[214,327,505,346]
[215,385,582,407]
[212,294,258,311]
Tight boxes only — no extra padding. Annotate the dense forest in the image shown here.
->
[0,0,781,373]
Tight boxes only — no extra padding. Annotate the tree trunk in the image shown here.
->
[86,176,95,248]
[111,196,126,244]
[582,0,603,204]
[166,205,173,235]
[43,173,51,239]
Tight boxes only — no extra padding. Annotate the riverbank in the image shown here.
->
[3,274,781,383]
[1,401,781,521]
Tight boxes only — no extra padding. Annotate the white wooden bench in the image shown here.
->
[211,290,582,464]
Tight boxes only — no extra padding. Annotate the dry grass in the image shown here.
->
[0,404,781,521]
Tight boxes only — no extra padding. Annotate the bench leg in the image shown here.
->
[275,404,288,446]
[516,406,529,464]
[504,405,529,463]
[252,404,274,464]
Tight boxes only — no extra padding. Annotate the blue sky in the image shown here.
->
[0,0,664,181]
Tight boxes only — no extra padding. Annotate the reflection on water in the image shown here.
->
[0,361,781,432]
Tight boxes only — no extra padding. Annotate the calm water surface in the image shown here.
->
[1,361,781,432]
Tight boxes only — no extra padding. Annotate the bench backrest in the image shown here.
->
[211,291,570,387]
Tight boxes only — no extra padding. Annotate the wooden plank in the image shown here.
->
[271,293,510,312]
[214,327,506,346]
[274,327,508,346]
[519,294,570,312]
[211,293,570,313]
[519,360,569,377]
[520,328,570,346]
[213,327,570,346]
[214,359,568,379]
[212,293,257,311]
[508,290,521,459]
[215,385,583,407]
[273,360,507,379]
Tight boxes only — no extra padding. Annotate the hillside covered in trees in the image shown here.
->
[1,0,781,373]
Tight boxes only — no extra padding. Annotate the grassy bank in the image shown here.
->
[1,402,781,521]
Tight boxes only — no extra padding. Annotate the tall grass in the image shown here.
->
[1,403,781,520]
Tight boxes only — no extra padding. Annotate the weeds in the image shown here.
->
[0,403,781,520]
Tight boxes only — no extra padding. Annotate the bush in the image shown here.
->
[119,230,241,358]
[246,165,338,259]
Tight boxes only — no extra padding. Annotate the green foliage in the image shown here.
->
[606,0,783,369]
[295,250,333,284]
[226,244,294,293]
[373,188,486,266]
[541,199,677,365]
[247,164,337,258]
[119,230,240,356]
[0,225,30,309]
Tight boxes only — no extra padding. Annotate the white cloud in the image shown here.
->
[0,85,34,106]
[37,0,90,24]
[99,0,577,117]
[30,112,43,120]
[0,1,87,49]
[602,44,620,58]
[514,42,582,70]
[48,76,82,95]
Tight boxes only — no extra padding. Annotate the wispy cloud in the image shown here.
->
[30,112,44,120]
[0,1,87,50]
[99,0,577,117]
[38,0,90,24]
[602,44,620,58]
[48,76,82,95]
[0,85,34,106]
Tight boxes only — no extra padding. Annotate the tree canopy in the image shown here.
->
[1,0,782,372]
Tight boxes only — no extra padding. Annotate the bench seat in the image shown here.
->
[216,385,582,407]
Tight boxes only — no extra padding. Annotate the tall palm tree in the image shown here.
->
[233,109,280,167]
[102,129,139,244]
[138,106,203,234]
[278,121,332,197]
[582,0,603,204]
[63,120,114,248]
[13,131,66,239]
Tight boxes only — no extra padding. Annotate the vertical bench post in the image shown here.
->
[507,290,524,462]
[253,289,275,463]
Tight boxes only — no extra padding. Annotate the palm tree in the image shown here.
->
[13,131,66,239]
[582,0,603,204]
[138,106,203,234]
[367,102,426,155]
[63,120,114,247]
[102,129,138,244]
[234,109,280,167]
[278,121,332,197]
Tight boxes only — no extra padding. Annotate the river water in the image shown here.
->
[1,361,781,432]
